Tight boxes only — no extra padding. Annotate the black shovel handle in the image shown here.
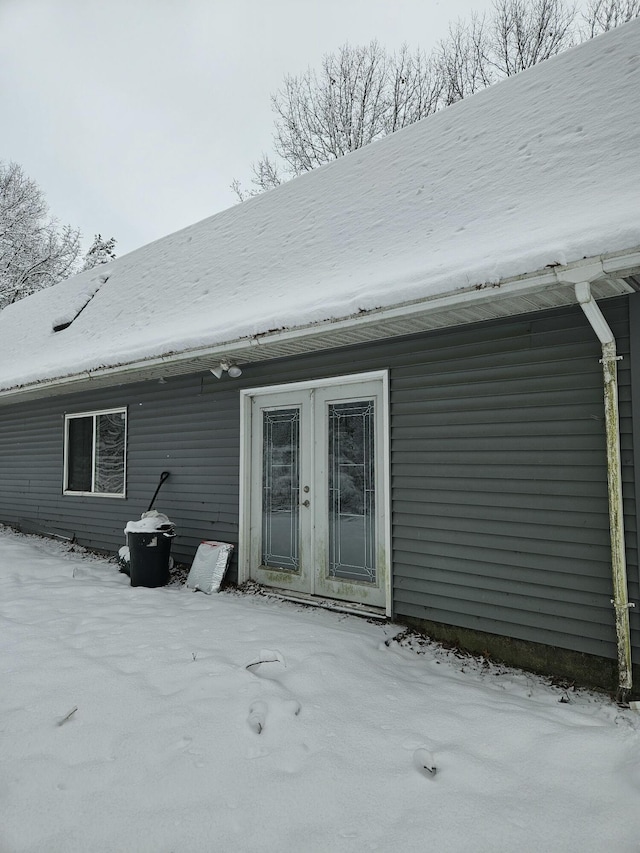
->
[148,471,171,512]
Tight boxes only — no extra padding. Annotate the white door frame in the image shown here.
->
[238,370,391,616]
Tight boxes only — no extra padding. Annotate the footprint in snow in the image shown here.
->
[246,697,301,734]
[413,747,437,777]
[245,648,303,734]
[247,701,267,734]
[245,649,286,678]
[283,698,301,717]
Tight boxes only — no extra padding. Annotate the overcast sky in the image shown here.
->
[1,0,494,257]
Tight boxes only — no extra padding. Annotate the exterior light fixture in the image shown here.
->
[210,361,242,379]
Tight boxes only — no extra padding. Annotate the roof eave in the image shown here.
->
[2,247,639,406]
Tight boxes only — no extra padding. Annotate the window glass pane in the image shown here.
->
[67,417,93,492]
[262,408,300,571]
[328,400,376,582]
[95,412,126,494]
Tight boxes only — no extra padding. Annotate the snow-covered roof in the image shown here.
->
[1,21,640,401]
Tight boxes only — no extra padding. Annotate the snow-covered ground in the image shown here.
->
[1,526,639,853]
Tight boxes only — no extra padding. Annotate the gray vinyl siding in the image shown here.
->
[391,298,638,665]
[1,296,638,669]
[0,378,242,565]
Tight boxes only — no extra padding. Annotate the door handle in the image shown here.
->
[302,499,310,508]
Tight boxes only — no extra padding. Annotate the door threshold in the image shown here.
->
[265,587,387,620]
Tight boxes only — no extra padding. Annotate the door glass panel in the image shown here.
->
[262,408,300,571]
[328,400,375,582]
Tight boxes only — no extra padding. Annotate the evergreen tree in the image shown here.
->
[82,234,117,271]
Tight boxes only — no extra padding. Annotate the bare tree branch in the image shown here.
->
[583,0,640,36]
[234,0,636,199]
[231,154,283,202]
[437,13,495,105]
[0,161,83,308]
[489,0,577,76]
[266,41,447,178]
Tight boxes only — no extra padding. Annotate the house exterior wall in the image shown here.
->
[1,296,638,685]
[0,378,242,564]
[392,297,639,686]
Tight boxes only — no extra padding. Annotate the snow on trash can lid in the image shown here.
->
[125,510,175,535]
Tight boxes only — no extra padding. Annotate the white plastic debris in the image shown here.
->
[185,541,233,594]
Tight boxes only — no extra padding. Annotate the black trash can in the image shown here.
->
[128,530,173,588]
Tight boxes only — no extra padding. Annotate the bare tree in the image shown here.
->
[583,0,640,36]
[0,161,82,308]
[270,42,391,176]
[231,41,443,198]
[436,0,576,102]
[436,13,495,105]
[231,155,283,202]
[385,44,444,131]
[489,0,577,76]
[234,0,636,199]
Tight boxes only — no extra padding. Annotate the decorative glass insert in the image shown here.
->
[65,409,126,496]
[95,412,126,494]
[262,408,300,571]
[328,400,375,582]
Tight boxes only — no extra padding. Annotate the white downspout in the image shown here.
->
[568,277,634,699]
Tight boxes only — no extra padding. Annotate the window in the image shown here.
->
[64,408,127,496]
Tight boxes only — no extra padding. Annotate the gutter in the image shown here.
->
[0,267,558,397]
[1,248,639,404]
[556,263,635,699]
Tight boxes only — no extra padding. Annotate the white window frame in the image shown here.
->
[63,407,127,498]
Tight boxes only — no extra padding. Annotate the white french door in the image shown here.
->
[241,373,389,611]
